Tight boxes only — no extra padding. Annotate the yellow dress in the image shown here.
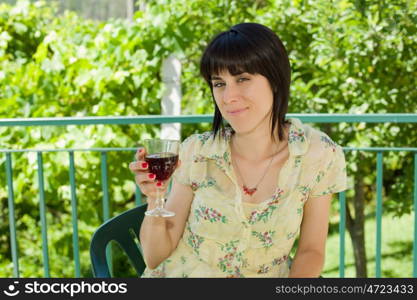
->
[141,118,348,278]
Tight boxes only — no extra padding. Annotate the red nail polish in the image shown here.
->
[142,162,148,168]
[148,173,155,179]
[156,182,162,187]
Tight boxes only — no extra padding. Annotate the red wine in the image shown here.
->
[145,152,179,181]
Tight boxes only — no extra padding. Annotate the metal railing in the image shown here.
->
[1,113,416,278]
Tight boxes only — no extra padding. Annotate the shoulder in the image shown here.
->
[182,131,214,146]
[303,124,344,164]
[180,129,231,159]
[180,130,216,153]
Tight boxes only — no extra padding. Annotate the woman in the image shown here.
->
[129,23,347,278]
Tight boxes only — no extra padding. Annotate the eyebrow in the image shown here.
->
[210,73,247,81]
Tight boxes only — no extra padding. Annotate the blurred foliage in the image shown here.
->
[1,0,136,20]
[0,0,416,277]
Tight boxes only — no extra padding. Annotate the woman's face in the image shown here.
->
[211,70,274,135]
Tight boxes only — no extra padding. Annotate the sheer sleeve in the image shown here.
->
[310,145,348,197]
[172,134,198,186]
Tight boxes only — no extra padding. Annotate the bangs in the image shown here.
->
[200,31,265,83]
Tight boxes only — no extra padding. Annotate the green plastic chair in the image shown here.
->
[90,203,148,277]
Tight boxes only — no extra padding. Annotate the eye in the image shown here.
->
[213,82,225,88]
[237,77,249,83]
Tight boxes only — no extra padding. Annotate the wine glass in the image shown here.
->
[142,139,179,217]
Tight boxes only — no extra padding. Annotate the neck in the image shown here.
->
[231,124,289,163]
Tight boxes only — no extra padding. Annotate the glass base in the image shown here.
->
[145,207,175,217]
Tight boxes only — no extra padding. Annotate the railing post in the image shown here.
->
[37,152,50,277]
[69,151,81,277]
[339,191,346,278]
[413,152,417,278]
[100,151,112,275]
[132,152,143,206]
[376,152,383,278]
[5,153,19,277]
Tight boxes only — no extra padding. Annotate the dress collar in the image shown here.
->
[199,117,310,159]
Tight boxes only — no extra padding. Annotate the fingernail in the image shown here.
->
[148,173,155,179]
[142,162,148,168]
[156,182,162,187]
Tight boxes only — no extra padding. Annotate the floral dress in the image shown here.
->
[141,118,348,278]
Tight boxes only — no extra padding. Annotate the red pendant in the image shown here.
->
[243,185,257,196]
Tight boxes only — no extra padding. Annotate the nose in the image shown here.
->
[222,83,240,104]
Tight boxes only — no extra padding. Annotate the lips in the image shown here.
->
[227,107,248,115]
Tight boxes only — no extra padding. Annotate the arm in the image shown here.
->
[139,179,194,269]
[288,193,332,278]
[130,147,194,270]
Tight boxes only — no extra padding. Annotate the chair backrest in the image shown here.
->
[90,203,148,277]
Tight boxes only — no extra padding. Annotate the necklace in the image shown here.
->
[232,150,276,196]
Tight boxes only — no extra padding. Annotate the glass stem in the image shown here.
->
[156,186,164,210]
